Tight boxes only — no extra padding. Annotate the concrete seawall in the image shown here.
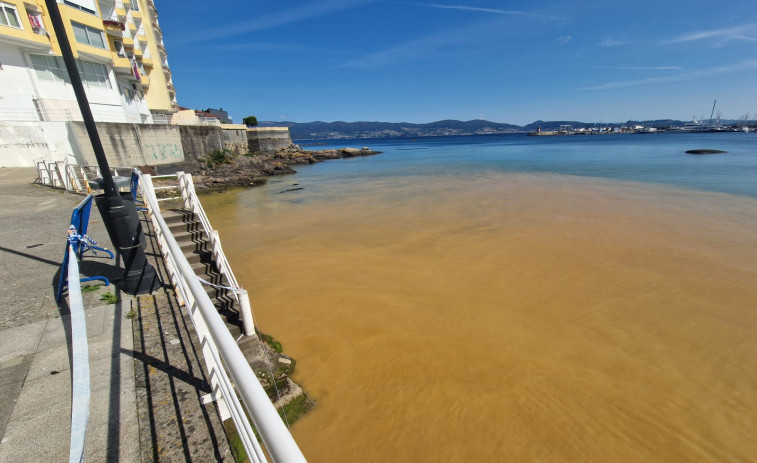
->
[246,127,293,152]
[0,122,292,168]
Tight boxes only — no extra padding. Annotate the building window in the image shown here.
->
[30,54,112,89]
[76,60,112,88]
[63,0,97,15]
[0,2,22,28]
[113,39,127,57]
[129,0,139,11]
[30,54,69,83]
[72,22,105,48]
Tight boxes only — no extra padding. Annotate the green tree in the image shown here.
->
[243,115,258,127]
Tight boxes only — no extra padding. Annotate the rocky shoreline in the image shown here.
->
[188,144,381,191]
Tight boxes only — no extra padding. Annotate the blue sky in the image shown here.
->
[157,1,757,125]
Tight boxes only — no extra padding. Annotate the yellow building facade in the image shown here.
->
[0,0,177,123]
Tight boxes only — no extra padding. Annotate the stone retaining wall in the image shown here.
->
[246,127,292,152]
[0,120,293,167]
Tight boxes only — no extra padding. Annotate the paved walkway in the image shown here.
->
[0,168,232,462]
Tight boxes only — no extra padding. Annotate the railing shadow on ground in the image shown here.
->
[133,211,231,461]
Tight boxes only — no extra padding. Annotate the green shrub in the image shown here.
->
[261,334,283,353]
[243,115,258,127]
[199,149,236,168]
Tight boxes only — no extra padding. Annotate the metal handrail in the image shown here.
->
[176,173,253,334]
[139,173,307,463]
[66,244,90,463]
[178,173,241,290]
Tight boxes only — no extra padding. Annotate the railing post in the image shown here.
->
[210,229,220,258]
[237,290,255,337]
[177,171,191,210]
[184,174,195,211]
[142,174,160,213]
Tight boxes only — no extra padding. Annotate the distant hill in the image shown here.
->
[259,120,521,139]
[259,119,696,139]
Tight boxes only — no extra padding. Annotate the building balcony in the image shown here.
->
[0,25,52,50]
[103,20,125,36]
[146,0,157,15]
[112,55,132,72]
[130,10,142,19]
[115,7,126,17]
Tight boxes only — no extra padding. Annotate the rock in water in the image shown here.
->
[685,149,727,155]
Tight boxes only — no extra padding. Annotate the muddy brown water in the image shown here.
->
[202,173,757,462]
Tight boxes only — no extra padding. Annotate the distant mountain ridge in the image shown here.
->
[259,119,701,139]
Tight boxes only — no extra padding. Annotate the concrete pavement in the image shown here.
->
[0,168,232,462]
[0,167,140,462]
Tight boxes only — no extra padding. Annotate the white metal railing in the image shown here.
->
[176,172,254,335]
[66,244,91,463]
[139,173,306,463]
[147,114,223,126]
[0,106,141,123]
[151,113,171,124]
[36,161,135,194]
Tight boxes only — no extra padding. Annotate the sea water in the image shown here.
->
[201,133,757,462]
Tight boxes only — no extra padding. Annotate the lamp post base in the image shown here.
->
[95,193,161,295]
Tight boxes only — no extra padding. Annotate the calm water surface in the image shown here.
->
[202,133,757,462]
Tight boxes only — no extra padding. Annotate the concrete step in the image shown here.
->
[191,260,219,276]
[172,228,207,244]
[184,249,213,266]
[161,209,192,224]
[168,220,203,235]
[180,239,208,253]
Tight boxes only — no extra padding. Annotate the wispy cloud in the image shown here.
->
[407,2,561,20]
[595,65,684,71]
[578,60,757,90]
[666,23,757,44]
[598,37,627,47]
[554,35,572,45]
[172,0,376,46]
[197,42,307,52]
[340,20,503,69]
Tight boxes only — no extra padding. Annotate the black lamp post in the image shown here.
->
[45,0,160,294]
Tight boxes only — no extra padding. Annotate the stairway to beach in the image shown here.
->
[160,209,244,338]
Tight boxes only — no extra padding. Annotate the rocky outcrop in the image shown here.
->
[189,144,381,191]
